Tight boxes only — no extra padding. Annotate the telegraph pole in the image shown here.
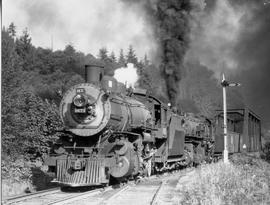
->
[221,74,240,163]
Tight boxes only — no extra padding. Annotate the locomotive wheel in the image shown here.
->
[110,156,131,178]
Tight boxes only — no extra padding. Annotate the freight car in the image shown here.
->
[214,108,262,153]
[44,64,213,187]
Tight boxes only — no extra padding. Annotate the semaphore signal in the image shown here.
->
[221,73,241,163]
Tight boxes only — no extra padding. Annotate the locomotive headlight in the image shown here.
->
[73,94,87,107]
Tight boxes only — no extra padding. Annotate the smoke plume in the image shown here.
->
[155,1,192,106]
[122,0,196,106]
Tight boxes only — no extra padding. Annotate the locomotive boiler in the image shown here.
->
[44,64,214,187]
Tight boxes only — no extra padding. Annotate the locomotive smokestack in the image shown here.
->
[85,64,104,85]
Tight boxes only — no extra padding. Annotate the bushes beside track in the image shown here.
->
[176,153,270,205]
[1,157,56,197]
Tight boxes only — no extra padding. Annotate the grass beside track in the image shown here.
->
[175,153,270,205]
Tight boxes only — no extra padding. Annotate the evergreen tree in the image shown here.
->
[137,60,144,76]
[15,28,34,71]
[64,44,76,56]
[109,51,116,62]
[118,49,126,66]
[98,47,118,75]
[63,44,77,72]
[8,22,16,39]
[144,54,149,66]
[126,45,138,65]
[35,48,55,74]
[98,47,108,61]
[2,27,21,90]
[16,28,32,56]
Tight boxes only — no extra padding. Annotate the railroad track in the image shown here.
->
[97,179,166,205]
[2,188,60,205]
[2,169,194,205]
[1,186,109,205]
[96,169,190,205]
[150,180,166,205]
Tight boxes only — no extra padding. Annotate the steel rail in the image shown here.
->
[47,186,112,205]
[150,180,166,205]
[2,188,60,205]
[98,184,130,204]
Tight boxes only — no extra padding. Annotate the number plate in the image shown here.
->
[74,108,86,113]
[76,88,85,93]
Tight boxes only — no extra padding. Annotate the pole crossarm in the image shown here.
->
[228,83,241,87]
[221,77,241,87]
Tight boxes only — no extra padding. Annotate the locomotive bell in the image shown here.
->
[85,64,104,85]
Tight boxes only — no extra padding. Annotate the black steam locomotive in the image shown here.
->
[44,64,261,187]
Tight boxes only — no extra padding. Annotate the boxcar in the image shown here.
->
[214,108,262,153]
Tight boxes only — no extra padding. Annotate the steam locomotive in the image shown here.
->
[44,64,261,187]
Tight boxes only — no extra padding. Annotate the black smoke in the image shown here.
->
[154,1,192,106]
[122,0,193,106]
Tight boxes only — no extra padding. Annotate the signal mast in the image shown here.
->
[221,74,241,163]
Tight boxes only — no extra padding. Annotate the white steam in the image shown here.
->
[186,0,246,77]
[114,63,138,88]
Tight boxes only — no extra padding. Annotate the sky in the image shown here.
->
[2,0,157,59]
